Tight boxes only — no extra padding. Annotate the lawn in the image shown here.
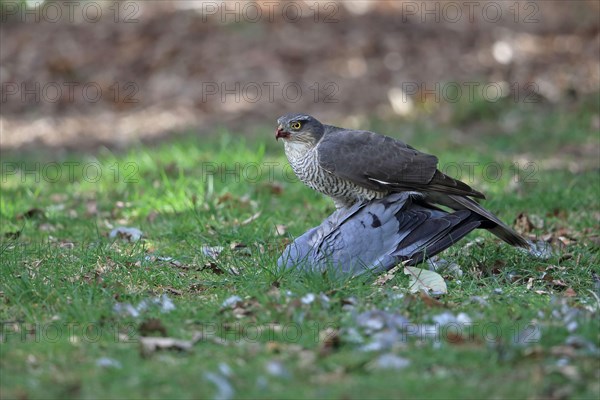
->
[1,99,599,399]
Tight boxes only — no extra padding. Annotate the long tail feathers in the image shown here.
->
[445,195,530,248]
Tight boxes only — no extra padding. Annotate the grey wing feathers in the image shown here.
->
[317,129,484,198]
[277,192,485,276]
[318,130,439,190]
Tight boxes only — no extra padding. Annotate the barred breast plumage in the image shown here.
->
[283,140,386,209]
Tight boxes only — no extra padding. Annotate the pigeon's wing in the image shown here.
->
[392,207,485,266]
[318,129,484,198]
[278,193,486,276]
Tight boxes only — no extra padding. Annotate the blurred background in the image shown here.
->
[0,0,599,152]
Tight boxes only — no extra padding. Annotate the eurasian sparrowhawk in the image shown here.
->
[275,113,529,249]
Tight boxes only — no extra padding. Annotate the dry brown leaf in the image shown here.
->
[85,200,98,216]
[147,211,159,223]
[275,224,287,236]
[203,262,224,275]
[165,287,183,296]
[372,265,401,286]
[139,332,202,357]
[311,368,346,384]
[241,212,261,226]
[526,277,535,290]
[4,231,21,239]
[319,328,340,356]
[217,193,233,204]
[229,242,247,250]
[139,318,168,337]
[419,291,446,308]
[514,212,535,234]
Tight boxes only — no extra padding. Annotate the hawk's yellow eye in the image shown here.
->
[291,121,302,130]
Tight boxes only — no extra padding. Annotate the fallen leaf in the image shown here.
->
[550,279,568,288]
[419,291,445,308]
[139,333,202,357]
[373,265,401,286]
[203,261,224,275]
[319,328,340,355]
[262,182,284,195]
[147,210,159,223]
[17,208,45,220]
[165,287,183,296]
[39,223,56,232]
[4,231,21,239]
[229,242,250,256]
[311,368,346,384]
[50,193,68,203]
[563,287,577,297]
[241,212,261,225]
[514,212,535,234]
[404,266,447,295]
[217,193,233,204]
[556,364,580,381]
[275,224,287,236]
[85,200,98,216]
[526,277,534,290]
[229,242,247,250]
[139,318,168,337]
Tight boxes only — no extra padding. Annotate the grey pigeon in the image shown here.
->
[275,113,530,248]
[277,192,491,275]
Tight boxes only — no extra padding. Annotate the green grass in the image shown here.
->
[1,100,599,399]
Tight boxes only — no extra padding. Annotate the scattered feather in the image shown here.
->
[202,245,224,259]
[265,360,290,378]
[432,311,472,326]
[301,293,316,305]
[221,295,242,309]
[371,354,411,370]
[109,227,143,242]
[113,294,175,318]
[95,357,122,369]
[204,371,234,400]
[426,257,463,277]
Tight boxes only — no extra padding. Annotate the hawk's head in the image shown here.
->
[276,113,324,144]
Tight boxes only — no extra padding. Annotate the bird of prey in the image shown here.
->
[278,192,495,275]
[275,113,530,248]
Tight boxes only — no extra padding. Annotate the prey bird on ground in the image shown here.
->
[278,192,498,275]
[275,113,531,258]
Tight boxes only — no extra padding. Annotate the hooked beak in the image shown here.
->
[275,125,290,140]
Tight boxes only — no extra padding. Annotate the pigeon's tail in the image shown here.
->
[278,193,493,276]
